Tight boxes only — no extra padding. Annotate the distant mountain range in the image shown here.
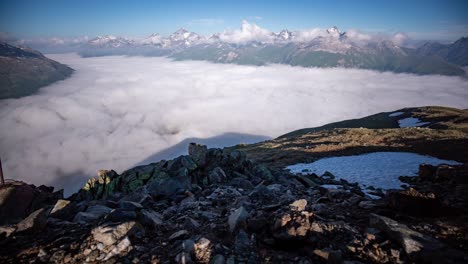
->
[4,22,468,76]
[73,23,468,76]
[0,41,73,99]
[414,37,468,66]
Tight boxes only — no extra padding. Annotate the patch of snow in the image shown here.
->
[365,192,382,200]
[388,111,404,117]
[398,117,430,127]
[287,152,461,190]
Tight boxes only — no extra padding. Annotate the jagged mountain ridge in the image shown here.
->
[414,37,468,66]
[78,25,467,76]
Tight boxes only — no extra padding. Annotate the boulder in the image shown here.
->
[50,199,76,220]
[234,229,251,252]
[16,208,50,233]
[146,172,191,199]
[73,205,112,223]
[208,167,227,184]
[188,143,207,167]
[91,221,144,246]
[137,209,163,229]
[228,207,249,232]
[370,214,445,261]
[0,183,36,224]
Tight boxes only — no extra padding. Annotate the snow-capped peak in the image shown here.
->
[278,29,292,40]
[88,35,133,48]
[141,33,162,45]
[327,26,340,34]
[168,28,204,47]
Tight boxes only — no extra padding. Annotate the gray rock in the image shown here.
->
[228,207,249,232]
[92,221,144,246]
[188,143,207,167]
[234,229,251,252]
[137,209,163,229]
[73,205,112,223]
[119,201,143,210]
[208,167,227,184]
[169,230,190,241]
[146,173,191,199]
[180,239,195,253]
[183,217,201,230]
[207,186,242,202]
[175,251,193,264]
[358,200,376,209]
[211,254,226,264]
[370,213,445,261]
[106,209,137,222]
[181,156,198,171]
[50,199,76,220]
[16,208,50,233]
[0,184,36,224]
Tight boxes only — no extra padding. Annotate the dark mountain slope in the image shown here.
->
[0,41,73,99]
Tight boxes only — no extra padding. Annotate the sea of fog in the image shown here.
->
[1,53,468,195]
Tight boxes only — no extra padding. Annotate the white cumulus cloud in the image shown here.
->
[1,54,467,195]
[219,20,274,44]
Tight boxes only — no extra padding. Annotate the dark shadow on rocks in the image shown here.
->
[48,170,90,198]
[134,132,271,167]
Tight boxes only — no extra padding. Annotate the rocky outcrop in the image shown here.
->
[0,144,467,263]
[398,163,468,215]
[75,144,274,201]
[369,214,465,263]
[0,181,62,224]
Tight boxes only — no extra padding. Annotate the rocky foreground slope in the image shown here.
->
[0,141,467,263]
[0,41,73,99]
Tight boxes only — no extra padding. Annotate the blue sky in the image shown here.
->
[1,0,467,40]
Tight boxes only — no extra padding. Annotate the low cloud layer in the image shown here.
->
[1,54,468,194]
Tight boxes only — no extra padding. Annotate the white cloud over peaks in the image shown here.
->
[219,20,274,44]
[1,54,468,195]
[346,29,373,42]
[292,28,325,42]
[391,32,410,46]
